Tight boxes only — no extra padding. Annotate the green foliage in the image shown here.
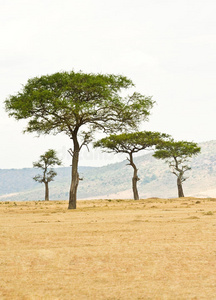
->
[153,140,201,161]
[5,71,155,143]
[153,139,201,182]
[5,71,155,207]
[33,149,62,184]
[1,140,216,201]
[94,131,170,154]
[94,131,170,200]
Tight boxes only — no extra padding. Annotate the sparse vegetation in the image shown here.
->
[0,198,216,299]
[153,139,201,197]
[94,131,170,200]
[203,211,214,215]
[5,71,154,209]
[1,140,216,201]
[33,149,62,201]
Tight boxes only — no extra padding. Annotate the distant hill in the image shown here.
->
[0,140,216,201]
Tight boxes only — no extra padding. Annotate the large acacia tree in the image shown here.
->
[153,140,201,197]
[94,131,169,200]
[5,71,154,209]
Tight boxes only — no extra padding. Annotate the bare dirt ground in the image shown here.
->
[0,198,216,300]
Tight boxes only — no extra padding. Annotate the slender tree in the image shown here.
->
[33,149,62,201]
[94,131,169,200]
[5,71,154,209]
[153,140,201,197]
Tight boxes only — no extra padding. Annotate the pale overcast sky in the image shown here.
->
[1,0,216,169]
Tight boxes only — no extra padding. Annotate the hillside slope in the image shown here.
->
[0,140,215,201]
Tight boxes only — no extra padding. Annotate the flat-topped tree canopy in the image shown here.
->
[94,131,170,154]
[94,131,170,200]
[5,70,155,209]
[5,71,154,140]
[153,140,201,197]
[153,140,201,161]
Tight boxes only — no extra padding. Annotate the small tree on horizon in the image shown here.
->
[94,131,170,200]
[33,149,62,201]
[153,140,201,197]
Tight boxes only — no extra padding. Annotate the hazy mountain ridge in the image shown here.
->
[0,140,216,201]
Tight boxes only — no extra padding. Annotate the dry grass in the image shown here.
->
[0,197,216,300]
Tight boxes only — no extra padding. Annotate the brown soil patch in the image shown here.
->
[0,198,216,299]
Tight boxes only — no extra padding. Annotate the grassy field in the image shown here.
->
[0,198,216,300]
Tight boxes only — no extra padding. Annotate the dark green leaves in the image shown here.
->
[153,139,201,183]
[94,131,170,154]
[153,140,201,161]
[4,71,154,139]
[33,149,62,183]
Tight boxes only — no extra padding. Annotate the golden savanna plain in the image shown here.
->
[0,198,216,300]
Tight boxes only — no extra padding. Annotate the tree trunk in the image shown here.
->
[132,174,139,200]
[45,181,49,201]
[68,135,80,209]
[177,177,184,198]
[129,153,140,200]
